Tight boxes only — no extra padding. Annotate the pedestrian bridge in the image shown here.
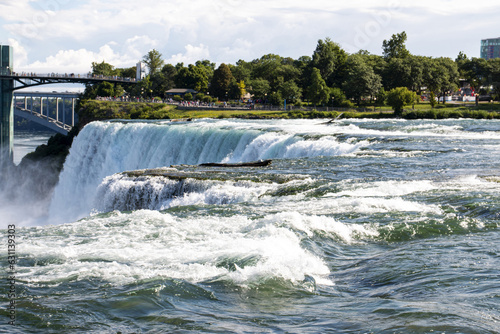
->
[1,43,139,165]
[13,91,80,135]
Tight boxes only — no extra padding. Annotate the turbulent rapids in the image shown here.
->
[2,118,500,333]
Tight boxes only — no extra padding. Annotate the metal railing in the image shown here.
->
[1,70,137,82]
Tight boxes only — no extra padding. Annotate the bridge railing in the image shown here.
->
[1,71,137,82]
[0,68,13,76]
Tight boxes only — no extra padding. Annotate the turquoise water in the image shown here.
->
[1,118,499,333]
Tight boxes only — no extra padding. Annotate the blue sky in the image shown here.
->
[1,0,499,75]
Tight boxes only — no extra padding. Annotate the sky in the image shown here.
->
[1,0,499,77]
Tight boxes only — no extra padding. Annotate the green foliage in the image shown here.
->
[382,31,410,59]
[77,100,175,126]
[96,81,115,97]
[343,54,382,105]
[268,91,283,106]
[307,68,330,105]
[429,92,437,108]
[386,87,417,115]
[248,78,271,100]
[175,64,209,92]
[311,37,348,87]
[401,108,499,120]
[330,87,347,106]
[92,61,116,76]
[376,87,387,106]
[184,93,193,101]
[143,49,164,75]
[279,80,302,103]
[425,57,459,104]
[74,32,500,123]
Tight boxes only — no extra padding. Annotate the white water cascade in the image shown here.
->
[48,120,367,223]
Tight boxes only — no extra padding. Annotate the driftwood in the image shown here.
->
[321,112,344,124]
[199,159,272,167]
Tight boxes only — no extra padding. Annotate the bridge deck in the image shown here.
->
[1,72,137,91]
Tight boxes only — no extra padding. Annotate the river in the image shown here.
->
[12,130,55,165]
[1,118,499,333]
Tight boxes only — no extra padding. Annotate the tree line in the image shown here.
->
[83,32,500,111]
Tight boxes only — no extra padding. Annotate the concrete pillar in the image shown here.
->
[62,97,66,125]
[71,98,75,126]
[56,97,59,123]
[0,45,14,166]
[0,79,14,165]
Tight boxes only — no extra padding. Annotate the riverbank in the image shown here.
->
[78,100,500,125]
[13,99,500,184]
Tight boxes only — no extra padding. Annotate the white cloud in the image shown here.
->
[8,38,28,67]
[2,0,500,73]
[166,44,210,65]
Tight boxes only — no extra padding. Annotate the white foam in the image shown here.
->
[19,210,334,287]
[95,174,275,212]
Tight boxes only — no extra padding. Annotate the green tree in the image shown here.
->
[424,57,459,104]
[383,55,426,92]
[82,61,119,99]
[330,87,347,107]
[175,64,209,93]
[92,61,115,75]
[95,81,115,97]
[386,87,417,114]
[229,59,253,83]
[375,87,387,106]
[429,91,437,108]
[210,63,234,100]
[248,78,271,101]
[119,66,137,79]
[487,58,500,100]
[195,60,216,83]
[279,80,302,104]
[382,31,411,59]
[143,49,164,75]
[307,68,330,106]
[311,37,348,87]
[343,54,382,105]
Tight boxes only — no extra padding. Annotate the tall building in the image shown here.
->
[480,37,500,60]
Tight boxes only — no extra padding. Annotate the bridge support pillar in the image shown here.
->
[56,97,59,123]
[62,97,66,125]
[0,45,14,166]
[72,98,75,127]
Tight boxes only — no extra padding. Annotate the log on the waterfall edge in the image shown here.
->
[199,159,272,167]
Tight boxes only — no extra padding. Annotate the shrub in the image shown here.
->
[387,87,417,115]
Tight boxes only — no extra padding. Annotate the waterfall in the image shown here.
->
[48,120,366,223]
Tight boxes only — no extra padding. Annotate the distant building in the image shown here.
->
[136,62,145,81]
[480,37,500,60]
